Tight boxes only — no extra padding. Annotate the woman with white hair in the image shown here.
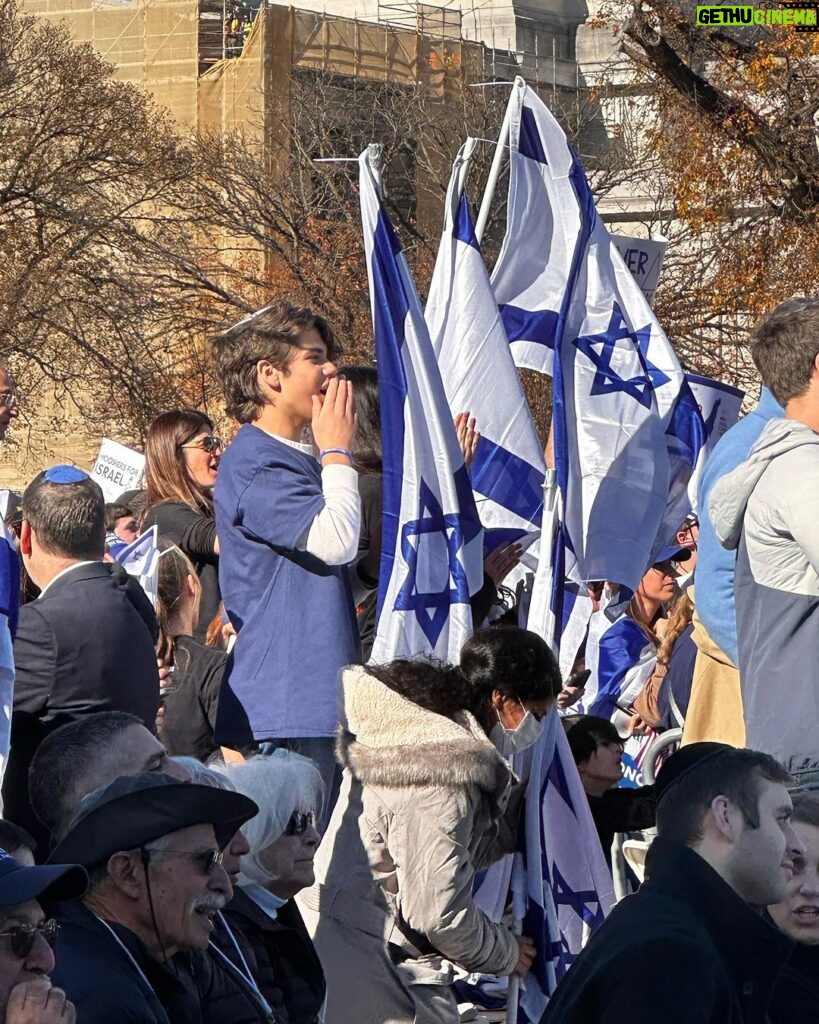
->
[216,751,326,1024]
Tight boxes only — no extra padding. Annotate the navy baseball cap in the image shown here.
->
[48,772,258,869]
[652,544,692,566]
[0,849,87,906]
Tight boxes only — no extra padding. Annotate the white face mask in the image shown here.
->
[490,707,544,757]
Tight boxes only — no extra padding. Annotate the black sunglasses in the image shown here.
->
[285,811,314,836]
[0,919,59,959]
[143,847,224,875]
[180,435,223,454]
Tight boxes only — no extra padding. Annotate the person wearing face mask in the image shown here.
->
[302,633,560,1024]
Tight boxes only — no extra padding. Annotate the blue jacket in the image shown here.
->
[697,388,783,663]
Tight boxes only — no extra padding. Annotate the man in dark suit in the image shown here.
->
[3,466,160,840]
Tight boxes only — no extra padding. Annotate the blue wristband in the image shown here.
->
[319,448,353,463]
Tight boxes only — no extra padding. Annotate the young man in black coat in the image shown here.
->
[3,467,160,840]
[542,743,801,1024]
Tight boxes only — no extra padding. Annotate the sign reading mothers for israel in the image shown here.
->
[91,438,145,501]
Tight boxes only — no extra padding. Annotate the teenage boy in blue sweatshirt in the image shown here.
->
[212,301,359,819]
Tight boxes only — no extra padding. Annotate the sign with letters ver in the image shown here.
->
[612,235,668,307]
[91,438,145,502]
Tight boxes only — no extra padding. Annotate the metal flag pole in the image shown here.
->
[474,81,516,244]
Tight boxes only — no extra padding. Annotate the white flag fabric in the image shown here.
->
[489,90,584,376]
[116,525,160,609]
[359,148,484,664]
[511,708,615,1019]
[0,523,18,799]
[495,78,703,593]
[426,143,546,552]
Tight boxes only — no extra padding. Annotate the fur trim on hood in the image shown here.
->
[708,418,819,549]
[337,664,510,793]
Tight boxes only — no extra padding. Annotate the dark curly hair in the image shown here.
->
[460,626,562,707]
[368,659,471,718]
[369,627,561,721]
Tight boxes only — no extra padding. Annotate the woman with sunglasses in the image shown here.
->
[215,752,326,1024]
[144,410,223,643]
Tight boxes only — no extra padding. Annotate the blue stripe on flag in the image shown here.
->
[520,105,548,164]
[0,531,20,636]
[484,526,530,552]
[499,304,560,349]
[454,194,480,251]
[471,436,545,525]
[590,617,649,719]
[665,379,706,467]
[370,212,410,620]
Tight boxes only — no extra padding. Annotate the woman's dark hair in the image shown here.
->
[344,365,382,475]
[368,659,471,719]
[563,715,623,766]
[155,540,199,670]
[460,627,562,710]
[369,627,561,722]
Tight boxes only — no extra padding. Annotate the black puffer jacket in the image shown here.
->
[221,888,326,1024]
[181,914,281,1024]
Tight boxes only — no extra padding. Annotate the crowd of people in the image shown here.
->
[0,294,816,1022]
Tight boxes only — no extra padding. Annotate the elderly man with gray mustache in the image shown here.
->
[44,773,257,1024]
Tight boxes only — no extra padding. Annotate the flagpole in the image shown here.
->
[475,83,515,244]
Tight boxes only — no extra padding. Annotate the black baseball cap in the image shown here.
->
[48,772,258,869]
[0,850,87,905]
[655,742,734,805]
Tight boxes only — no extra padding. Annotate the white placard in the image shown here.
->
[612,235,668,307]
[91,438,145,502]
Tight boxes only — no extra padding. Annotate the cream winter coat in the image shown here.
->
[299,665,520,1024]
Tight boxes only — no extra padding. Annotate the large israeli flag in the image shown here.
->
[511,709,615,1019]
[495,78,703,592]
[426,141,546,553]
[359,147,484,664]
[0,523,19,796]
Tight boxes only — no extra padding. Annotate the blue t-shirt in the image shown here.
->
[214,424,359,744]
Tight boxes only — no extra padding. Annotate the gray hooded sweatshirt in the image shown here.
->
[709,417,819,776]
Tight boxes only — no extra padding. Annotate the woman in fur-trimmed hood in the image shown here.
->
[300,629,560,1024]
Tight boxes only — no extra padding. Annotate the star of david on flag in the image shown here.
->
[509,709,615,1021]
[359,146,483,664]
[574,303,670,408]
[488,79,704,597]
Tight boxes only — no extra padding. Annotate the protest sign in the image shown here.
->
[91,438,145,502]
[612,235,668,307]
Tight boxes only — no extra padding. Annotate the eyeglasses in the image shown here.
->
[651,560,682,577]
[0,919,59,959]
[143,847,224,875]
[180,435,223,454]
[0,393,18,410]
[285,811,314,836]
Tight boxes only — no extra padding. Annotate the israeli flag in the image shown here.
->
[489,87,583,377]
[359,147,484,664]
[116,525,160,609]
[0,523,19,793]
[493,77,703,592]
[581,607,656,722]
[426,141,546,553]
[512,709,615,1019]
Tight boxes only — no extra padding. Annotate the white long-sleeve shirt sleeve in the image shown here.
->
[297,463,361,565]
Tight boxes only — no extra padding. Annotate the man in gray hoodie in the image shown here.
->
[709,296,819,778]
